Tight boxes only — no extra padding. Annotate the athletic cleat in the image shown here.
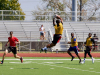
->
[81,60,85,64]
[71,56,75,61]
[0,61,3,64]
[20,57,23,63]
[92,58,94,64]
[40,48,43,53]
[79,59,82,63]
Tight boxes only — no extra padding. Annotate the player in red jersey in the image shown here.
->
[0,31,23,64]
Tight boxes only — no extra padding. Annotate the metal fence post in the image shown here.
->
[83,32,84,52]
[19,42,20,52]
[2,10,3,20]
[30,31,31,52]
[19,11,20,20]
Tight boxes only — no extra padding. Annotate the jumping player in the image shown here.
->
[0,31,23,64]
[67,33,81,63]
[40,15,63,53]
[82,33,95,64]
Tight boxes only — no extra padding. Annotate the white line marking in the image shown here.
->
[50,68,54,69]
[50,65,56,66]
[2,59,100,60]
[37,62,100,74]
[89,68,94,69]
[10,68,14,69]
[96,72,100,73]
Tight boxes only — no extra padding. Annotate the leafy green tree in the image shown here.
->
[33,0,100,21]
[32,0,67,21]
[0,0,25,20]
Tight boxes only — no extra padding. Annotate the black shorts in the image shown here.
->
[52,34,61,44]
[7,46,17,54]
[40,32,44,36]
[85,46,92,52]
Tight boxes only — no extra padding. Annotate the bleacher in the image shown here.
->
[0,21,49,41]
[0,21,100,51]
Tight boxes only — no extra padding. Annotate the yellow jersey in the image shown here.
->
[71,37,78,47]
[86,37,92,46]
[54,23,63,35]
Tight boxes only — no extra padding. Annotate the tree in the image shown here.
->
[32,0,68,21]
[66,0,100,21]
[0,0,25,20]
[33,0,100,21]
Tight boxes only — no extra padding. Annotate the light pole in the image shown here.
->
[80,0,82,21]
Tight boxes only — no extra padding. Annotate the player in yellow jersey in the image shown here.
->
[40,15,63,53]
[67,33,81,63]
[82,33,95,64]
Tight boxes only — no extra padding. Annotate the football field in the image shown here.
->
[0,57,100,75]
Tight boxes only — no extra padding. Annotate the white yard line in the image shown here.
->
[36,61,100,74]
[2,59,100,60]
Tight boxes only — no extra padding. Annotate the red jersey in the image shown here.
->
[8,36,19,47]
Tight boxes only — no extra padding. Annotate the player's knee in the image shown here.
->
[4,52,7,55]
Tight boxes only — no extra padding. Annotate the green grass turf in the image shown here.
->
[0,57,100,75]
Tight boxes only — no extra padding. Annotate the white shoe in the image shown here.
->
[81,61,85,64]
[92,58,94,64]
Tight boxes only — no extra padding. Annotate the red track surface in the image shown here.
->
[0,53,100,57]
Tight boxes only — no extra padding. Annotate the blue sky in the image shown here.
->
[18,0,45,20]
[19,0,44,11]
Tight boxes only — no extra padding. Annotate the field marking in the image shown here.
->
[2,59,100,60]
[50,68,54,69]
[37,61,100,74]
[10,68,14,69]
[2,60,100,74]
[89,68,94,69]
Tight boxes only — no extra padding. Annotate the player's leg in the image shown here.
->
[40,43,56,53]
[82,50,88,63]
[40,32,42,40]
[14,54,23,63]
[67,47,75,61]
[88,52,94,63]
[0,47,11,64]
[74,46,81,63]
[41,34,61,53]
[42,33,45,40]
[12,47,23,63]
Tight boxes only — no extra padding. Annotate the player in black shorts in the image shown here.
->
[40,15,63,53]
[82,33,96,64]
[0,31,23,64]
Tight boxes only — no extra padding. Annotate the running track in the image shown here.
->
[0,53,100,57]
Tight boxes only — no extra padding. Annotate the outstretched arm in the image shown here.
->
[56,15,63,24]
[53,18,56,26]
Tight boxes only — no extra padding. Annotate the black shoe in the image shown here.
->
[79,59,81,63]
[40,48,43,53]
[0,61,3,64]
[71,56,75,61]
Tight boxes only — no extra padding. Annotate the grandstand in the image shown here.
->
[0,21,100,52]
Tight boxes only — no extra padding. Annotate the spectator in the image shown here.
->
[39,25,45,40]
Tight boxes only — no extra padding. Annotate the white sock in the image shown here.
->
[83,58,86,62]
[43,46,47,50]
[91,57,93,60]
